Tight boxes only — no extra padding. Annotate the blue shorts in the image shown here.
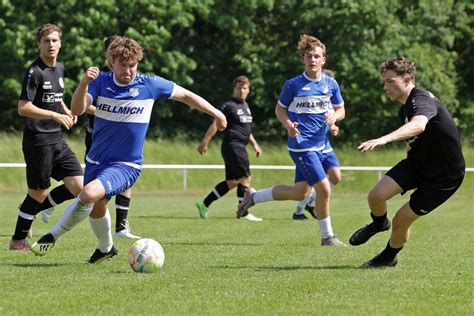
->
[289,151,327,186]
[84,162,141,200]
[321,149,340,173]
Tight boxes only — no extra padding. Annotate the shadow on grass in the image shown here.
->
[166,241,263,246]
[9,262,65,268]
[211,264,359,270]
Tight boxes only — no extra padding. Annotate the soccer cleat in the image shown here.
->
[236,188,256,219]
[196,200,208,219]
[349,219,391,246]
[9,239,30,251]
[321,236,347,247]
[361,254,398,268]
[304,205,318,219]
[31,233,55,256]
[241,213,263,222]
[292,213,308,220]
[41,207,54,223]
[88,245,118,264]
[115,229,141,239]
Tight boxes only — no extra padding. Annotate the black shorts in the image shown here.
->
[221,142,251,181]
[22,140,83,190]
[386,159,464,216]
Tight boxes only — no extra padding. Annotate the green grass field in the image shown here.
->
[0,133,473,315]
[0,192,472,315]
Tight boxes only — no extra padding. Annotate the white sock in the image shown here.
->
[308,188,316,207]
[318,217,334,239]
[295,191,311,214]
[253,188,274,204]
[89,209,113,253]
[50,198,93,240]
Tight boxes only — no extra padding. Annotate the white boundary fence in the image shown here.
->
[1,163,472,192]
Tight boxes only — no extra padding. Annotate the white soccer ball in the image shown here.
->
[128,238,165,273]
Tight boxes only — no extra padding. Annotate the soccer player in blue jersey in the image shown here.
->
[238,34,346,246]
[31,36,227,263]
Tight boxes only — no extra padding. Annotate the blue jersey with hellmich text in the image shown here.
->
[86,72,175,167]
[278,72,343,152]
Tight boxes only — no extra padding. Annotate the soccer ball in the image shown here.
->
[128,238,165,273]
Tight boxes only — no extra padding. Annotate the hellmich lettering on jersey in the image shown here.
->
[96,102,145,115]
[295,99,329,109]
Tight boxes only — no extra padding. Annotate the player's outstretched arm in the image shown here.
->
[172,85,227,131]
[358,115,428,152]
[71,67,100,116]
[18,100,75,130]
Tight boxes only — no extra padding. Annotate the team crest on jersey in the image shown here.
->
[59,77,64,88]
[322,85,329,94]
[129,87,139,97]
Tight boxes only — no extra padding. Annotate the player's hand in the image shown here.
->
[215,112,227,131]
[197,143,208,155]
[324,112,337,126]
[286,122,300,138]
[52,112,74,130]
[330,124,339,136]
[358,137,388,152]
[63,108,78,124]
[254,144,262,158]
[82,67,100,84]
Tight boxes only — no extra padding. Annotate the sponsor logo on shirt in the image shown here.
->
[43,81,52,89]
[42,92,63,103]
[96,102,145,115]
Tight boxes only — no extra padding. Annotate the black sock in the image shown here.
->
[38,184,75,211]
[237,184,249,216]
[12,194,40,240]
[203,181,229,207]
[370,211,388,227]
[379,241,403,260]
[115,194,131,232]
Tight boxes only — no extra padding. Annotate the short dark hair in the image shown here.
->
[36,23,62,43]
[233,75,250,87]
[379,57,416,82]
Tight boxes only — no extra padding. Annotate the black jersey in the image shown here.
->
[19,57,65,145]
[221,97,253,145]
[400,88,465,183]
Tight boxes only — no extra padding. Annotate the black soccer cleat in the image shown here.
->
[88,245,118,264]
[292,213,308,220]
[349,219,391,246]
[361,254,398,268]
[304,205,318,219]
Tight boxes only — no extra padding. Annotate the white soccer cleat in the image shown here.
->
[241,213,262,222]
[41,207,54,223]
[115,229,141,239]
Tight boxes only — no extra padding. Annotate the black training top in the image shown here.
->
[221,97,253,145]
[400,87,465,183]
[19,57,65,145]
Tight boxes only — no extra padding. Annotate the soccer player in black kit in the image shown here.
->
[196,75,263,221]
[10,24,83,250]
[350,57,465,268]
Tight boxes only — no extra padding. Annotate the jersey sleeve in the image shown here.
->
[330,79,344,106]
[277,80,294,108]
[148,75,175,100]
[19,67,40,101]
[87,76,100,104]
[408,93,437,121]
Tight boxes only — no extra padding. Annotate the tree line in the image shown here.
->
[1,0,473,146]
